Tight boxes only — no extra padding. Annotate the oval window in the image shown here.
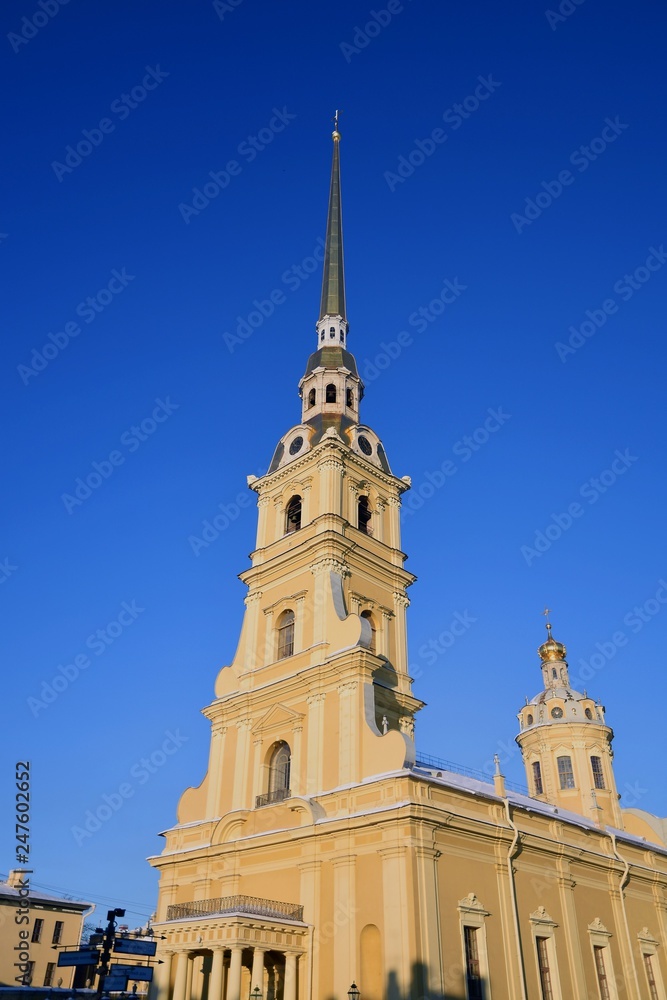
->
[289,436,303,456]
[358,435,373,456]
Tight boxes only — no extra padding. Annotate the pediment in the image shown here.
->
[252,702,304,735]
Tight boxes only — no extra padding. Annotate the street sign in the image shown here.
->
[102,974,129,992]
[57,949,100,967]
[114,938,157,957]
[111,965,154,982]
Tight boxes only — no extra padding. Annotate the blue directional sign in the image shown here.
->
[102,974,129,992]
[111,965,154,982]
[114,938,157,957]
[57,949,100,967]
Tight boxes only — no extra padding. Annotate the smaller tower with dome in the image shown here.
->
[516,611,623,829]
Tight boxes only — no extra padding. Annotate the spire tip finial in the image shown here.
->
[332,108,342,139]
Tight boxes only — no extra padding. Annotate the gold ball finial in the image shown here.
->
[332,108,342,140]
[538,607,567,661]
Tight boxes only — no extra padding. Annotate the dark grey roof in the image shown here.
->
[303,346,359,378]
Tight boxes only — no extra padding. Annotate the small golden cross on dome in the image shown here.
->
[542,607,553,637]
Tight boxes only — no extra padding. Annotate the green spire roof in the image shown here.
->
[319,125,346,321]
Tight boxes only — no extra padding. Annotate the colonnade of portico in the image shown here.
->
[152,946,300,1000]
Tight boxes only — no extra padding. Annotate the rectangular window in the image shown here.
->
[52,920,64,944]
[44,963,56,987]
[644,954,660,1000]
[557,755,575,789]
[31,917,44,943]
[532,760,544,794]
[536,937,554,1000]
[594,945,611,1000]
[591,756,605,789]
[464,926,483,1000]
[23,962,35,985]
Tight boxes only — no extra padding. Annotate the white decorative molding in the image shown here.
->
[588,917,612,939]
[530,906,558,929]
[393,592,410,609]
[457,893,490,918]
[310,557,348,577]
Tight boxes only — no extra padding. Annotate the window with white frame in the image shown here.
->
[530,907,563,1000]
[638,928,666,1000]
[457,894,491,1000]
[588,918,618,1000]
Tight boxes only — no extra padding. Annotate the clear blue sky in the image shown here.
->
[2,0,666,923]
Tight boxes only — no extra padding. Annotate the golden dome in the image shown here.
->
[538,622,567,661]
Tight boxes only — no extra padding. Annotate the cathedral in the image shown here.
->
[148,122,667,1000]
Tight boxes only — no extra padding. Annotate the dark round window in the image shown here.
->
[526,714,533,726]
[585,707,593,719]
[289,436,303,456]
[358,435,373,456]
[551,707,564,719]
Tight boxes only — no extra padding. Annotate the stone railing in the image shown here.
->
[166,894,303,923]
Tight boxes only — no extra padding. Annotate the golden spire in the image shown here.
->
[319,110,346,322]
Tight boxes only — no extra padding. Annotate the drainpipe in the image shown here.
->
[497,756,528,1000]
[609,832,641,1000]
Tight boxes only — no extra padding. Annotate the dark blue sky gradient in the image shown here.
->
[2,0,666,922]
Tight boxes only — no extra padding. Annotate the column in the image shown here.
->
[232,719,252,809]
[557,869,587,998]
[380,610,393,660]
[252,735,264,803]
[415,846,444,996]
[184,955,194,1000]
[189,956,203,1000]
[338,680,359,785]
[392,592,410,675]
[227,948,243,1000]
[274,497,284,539]
[387,495,401,549]
[299,861,322,1000]
[284,954,297,1000]
[250,948,266,994]
[208,949,225,1000]
[294,593,306,652]
[374,498,385,542]
[149,951,172,1000]
[380,847,411,997]
[256,495,271,548]
[305,693,326,794]
[205,725,228,818]
[301,478,313,525]
[172,953,190,1000]
[292,723,304,796]
[333,855,357,1000]
[242,591,263,670]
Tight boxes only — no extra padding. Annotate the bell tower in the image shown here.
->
[159,115,423,844]
[516,613,623,828]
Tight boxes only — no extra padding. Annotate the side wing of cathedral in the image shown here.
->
[147,122,667,1000]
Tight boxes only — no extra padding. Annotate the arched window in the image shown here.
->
[358,495,372,534]
[285,495,301,534]
[256,741,292,806]
[268,741,291,797]
[277,610,295,659]
[526,713,533,726]
[585,707,593,720]
[552,668,558,679]
[557,755,575,789]
[329,326,336,339]
[340,331,344,342]
[346,387,353,408]
[326,383,337,403]
[320,331,325,342]
[361,610,376,652]
[308,388,316,407]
